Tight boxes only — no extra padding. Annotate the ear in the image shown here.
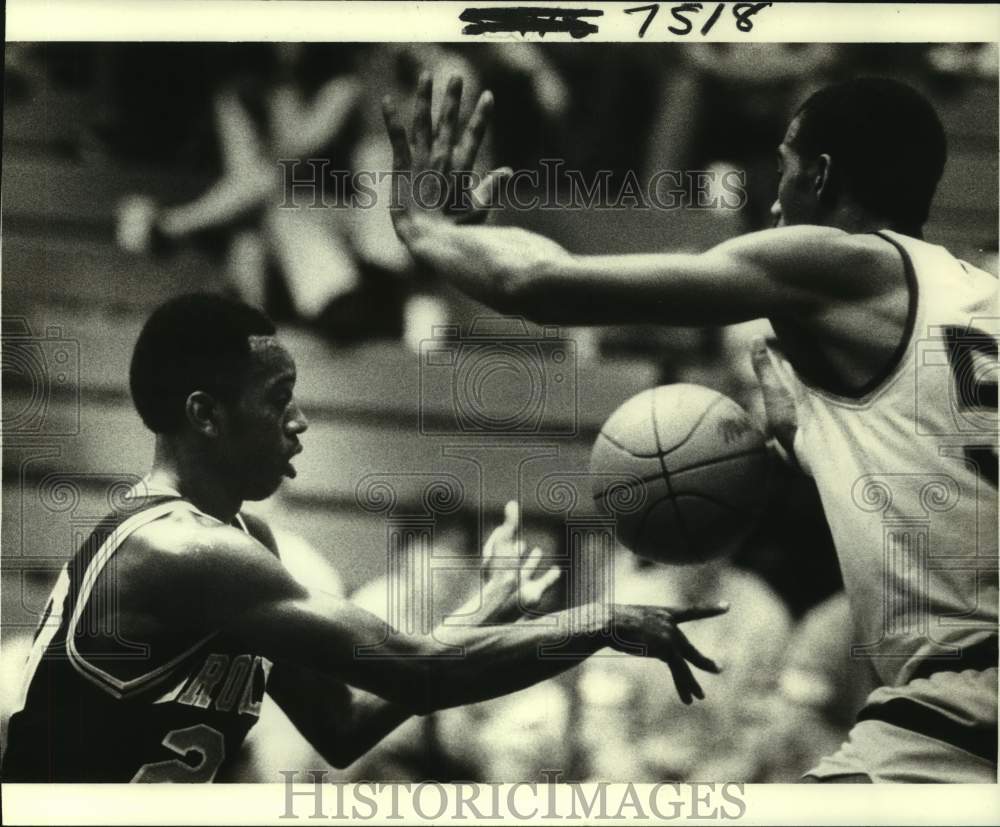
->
[184,391,222,438]
[813,153,834,201]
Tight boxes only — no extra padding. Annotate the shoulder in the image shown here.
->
[239,510,280,557]
[121,507,303,621]
[712,227,904,300]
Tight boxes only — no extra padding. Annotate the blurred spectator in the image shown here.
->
[574,551,792,782]
[436,678,574,781]
[644,44,840,231]
[116,44,396,343]
[345,523,481,781]
[758,592,879,781]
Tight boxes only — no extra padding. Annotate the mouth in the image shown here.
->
[284,445,303,479]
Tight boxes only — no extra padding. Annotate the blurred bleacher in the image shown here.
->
[1,54,663,628]
[3,45,997,634]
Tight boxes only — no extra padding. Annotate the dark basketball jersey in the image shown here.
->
[2,493,271,782]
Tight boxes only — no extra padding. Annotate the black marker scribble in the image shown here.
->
[460,7,603,39]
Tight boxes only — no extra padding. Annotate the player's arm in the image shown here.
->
[235,512,412,768]
[396,222,847,326]
[260,503,562,768]
[178,526,724,717]
[381,74,886,326]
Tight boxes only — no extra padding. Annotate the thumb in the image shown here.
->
[501,500,520,536]
[466,166,513,215]
[749,336,776,384]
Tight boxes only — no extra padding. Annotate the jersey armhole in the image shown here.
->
[792,230,919,403]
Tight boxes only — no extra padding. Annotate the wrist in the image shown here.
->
[606,604,641,650]
[479,576,518,624]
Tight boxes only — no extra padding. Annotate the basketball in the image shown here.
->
[590,384,772,565]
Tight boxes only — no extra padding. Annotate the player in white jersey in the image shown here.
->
[381,74,998,782]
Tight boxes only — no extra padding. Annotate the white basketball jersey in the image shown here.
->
[793,229,998,688]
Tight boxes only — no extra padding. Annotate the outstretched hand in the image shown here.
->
[478,500,561,623]
[615,603,729,705]
[749,337,800,466]
[381,72,512,238]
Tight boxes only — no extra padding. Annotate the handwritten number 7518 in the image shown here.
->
[625,3,773,37]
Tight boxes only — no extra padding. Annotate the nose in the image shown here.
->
[287,401,309,435]
[769,198,783,227]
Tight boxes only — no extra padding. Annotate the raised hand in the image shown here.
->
[750,337,801,469]
[480,500,561,622]
[381,72,512,237]
[613,603,728,705]
[483,500,562,613]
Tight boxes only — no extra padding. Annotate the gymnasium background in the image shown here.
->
[2,42,997,782]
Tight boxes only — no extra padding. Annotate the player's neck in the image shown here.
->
[826,204,918,238]
[148,439,243,523]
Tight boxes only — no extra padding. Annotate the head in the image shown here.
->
[130,293,308,501]
[772,77,947,235]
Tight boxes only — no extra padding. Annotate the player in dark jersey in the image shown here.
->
[2,293,727,783]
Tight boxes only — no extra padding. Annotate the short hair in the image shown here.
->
[790,77,947,230]
[130,293,276,434]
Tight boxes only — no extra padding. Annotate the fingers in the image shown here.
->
[381,95,412,174]
[451,89,494,173]
[535,564,562,595]
[669,602,729,624]
[524,545,542,574]
[429,75,463,172]
[673,627,722,675]
[461,166,513,225]
[751,337,788,401]
[481,524,500,561]
[664,651,704,705]
[502,500,520,535]
[750,336,799,440]
[484,501,520,561]
[410,71,433,165]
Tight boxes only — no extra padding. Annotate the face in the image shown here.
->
[769,116,822,228]
[216,336,308,501]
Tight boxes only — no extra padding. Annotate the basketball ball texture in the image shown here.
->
[590,384,771,565]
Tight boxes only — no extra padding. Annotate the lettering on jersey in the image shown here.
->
[237,656,266,717]
[215,654,252,713]
[176,653,267,717]
[178,654,229,709]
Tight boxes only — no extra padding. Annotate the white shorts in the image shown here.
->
[807,667,997,783]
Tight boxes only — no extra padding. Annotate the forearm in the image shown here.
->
[267,662,413,769]
[416,604,612,711]
[158,175,272,239]
[330,603,611,714]
[400,220,729,326]
[248,590,625,716]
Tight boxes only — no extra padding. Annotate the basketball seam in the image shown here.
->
[596,429,662,459]
[669,446,769,477]
[652,389,699,561]
[659,393,728,457]
[671,491,758,517]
